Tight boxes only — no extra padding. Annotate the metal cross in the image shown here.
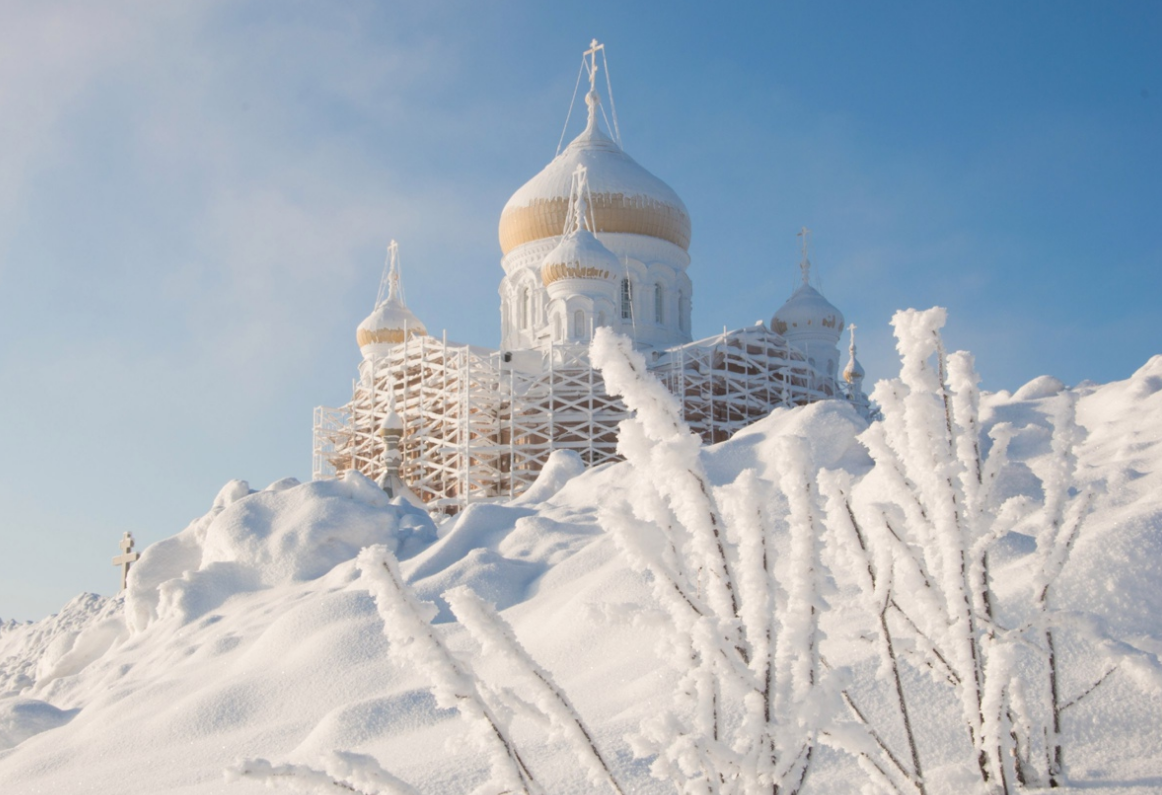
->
[584,39,604,92]
[797,226,812,285]
[112,531,141,592]
[377,239,401,307]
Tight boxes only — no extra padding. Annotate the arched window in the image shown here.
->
[679,292,690,333]
[520,288,530,330]
[596,311,606,328]
[654,283,665,324]
[553,312,562,340]
[573,309,585,339]
[620,278,632,320]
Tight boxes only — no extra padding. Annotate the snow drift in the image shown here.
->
[0,334,1160,793]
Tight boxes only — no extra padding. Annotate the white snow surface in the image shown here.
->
[0,357,1161,793]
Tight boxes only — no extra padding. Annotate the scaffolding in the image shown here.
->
[652,325,827,444]
[313,326,838,514]
[313,336,630,514]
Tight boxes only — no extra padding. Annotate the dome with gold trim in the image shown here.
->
[540,167,622,300]
[541,224,620,282]
[499,89,691,256]
[356,251,427,359]
[357,297,427,358]
[843,351,865,384]
[541,224,621,299]
[771,283,845,342]
[842,324,865,385]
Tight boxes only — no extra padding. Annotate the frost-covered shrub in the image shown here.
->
[595,314,1162,795]
[830,308,1162,793]
[592,327,838,794]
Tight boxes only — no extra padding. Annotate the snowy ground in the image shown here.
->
[1,340,1160,794]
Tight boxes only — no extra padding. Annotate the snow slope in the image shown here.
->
[0,356,1160,794]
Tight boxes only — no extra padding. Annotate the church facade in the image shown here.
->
[313,43,869,514]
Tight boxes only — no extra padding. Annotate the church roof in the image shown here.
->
[498,89,690,255]
[771,233,845,342]
[771,282,845,341]
[356,298,428,355]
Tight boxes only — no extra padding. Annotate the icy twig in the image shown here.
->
[444,585,627,794]
[356,546,539,794]
[226,751,419,795]
[1060,664,1118,712]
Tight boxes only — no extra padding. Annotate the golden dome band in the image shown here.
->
[356,327,426,348]
[541,263,613,287]
[500,193,691,255]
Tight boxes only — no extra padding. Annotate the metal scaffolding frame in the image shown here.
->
[652,325,827,444]
[313,327,838,514]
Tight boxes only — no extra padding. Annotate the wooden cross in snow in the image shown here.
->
[112,531,140,592]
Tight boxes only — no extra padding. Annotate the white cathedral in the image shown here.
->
[313,42,870,514]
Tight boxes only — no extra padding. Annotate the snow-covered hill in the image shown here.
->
[1,329,1160,794]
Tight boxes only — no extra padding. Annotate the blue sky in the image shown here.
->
[1,1,1158,621]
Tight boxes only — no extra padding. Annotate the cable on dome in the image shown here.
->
[563,167,579,235]
[598,102,614,145]
[556,57,586,157]
[601,47,621,148]
[583,172,597,232]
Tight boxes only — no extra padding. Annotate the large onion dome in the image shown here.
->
[499,88,690,255]
[357,243,427,359]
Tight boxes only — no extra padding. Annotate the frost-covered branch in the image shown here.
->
[827,690,924,795]
[1023,391,1099,788]
[772,436,829,794]
[444,585,626,795]
[592,329,742,640]
[356,546,540,794]
[820,471,926,795]
[1060,665,1118,712]
[226,751,420,795]
[854,309,1013,793]
[592,329,844,794]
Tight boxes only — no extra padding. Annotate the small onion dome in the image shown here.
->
[356,297,427,359]
[540,226,620,299]
[499,89,690,256]
[843,324,865,385]
[378,402,404,434]
[843,349,865,384]
[770,283,845,342]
